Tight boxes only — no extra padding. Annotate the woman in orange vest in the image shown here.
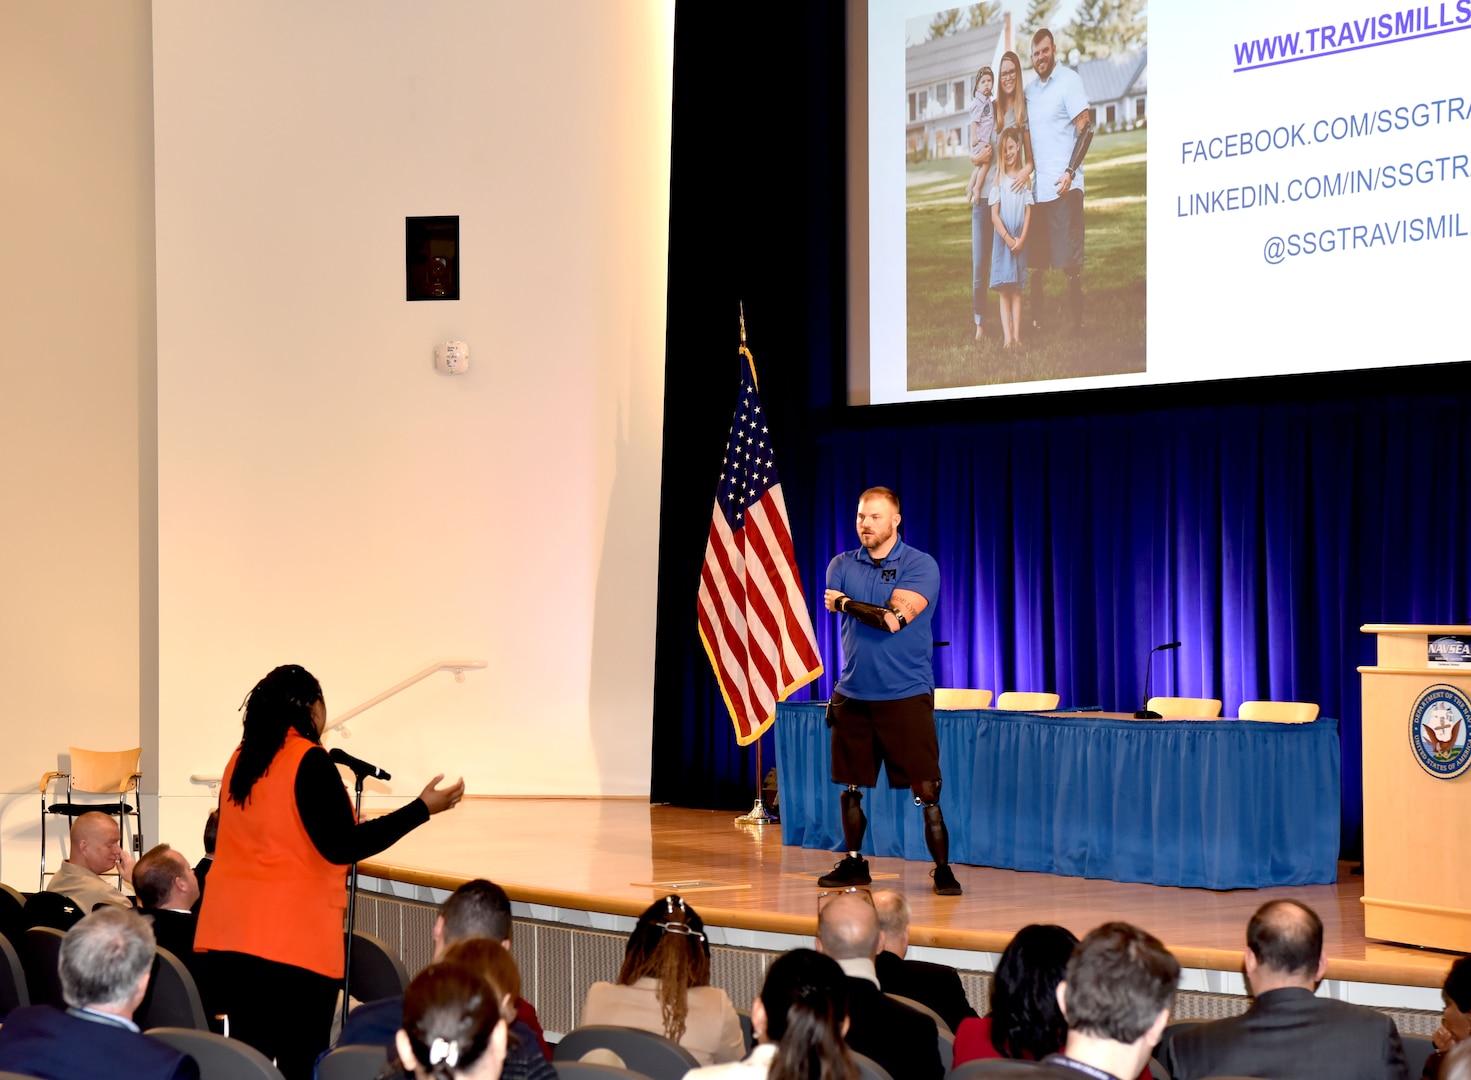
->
[196,664,464,1079]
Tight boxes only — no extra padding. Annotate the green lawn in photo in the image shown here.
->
[906,127,1146,392]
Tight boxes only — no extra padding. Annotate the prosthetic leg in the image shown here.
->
[817,785,873,887]
[914,779,962,895]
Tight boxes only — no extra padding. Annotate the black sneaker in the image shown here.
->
[818,855,872,888]
[931,864,963,895]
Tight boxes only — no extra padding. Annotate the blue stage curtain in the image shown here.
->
[798,395,1471,853]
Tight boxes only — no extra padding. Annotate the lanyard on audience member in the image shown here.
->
[1041,1055,1121,1080]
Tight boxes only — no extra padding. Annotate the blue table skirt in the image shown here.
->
[773,702,1341,890]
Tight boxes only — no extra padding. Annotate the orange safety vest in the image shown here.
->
[196,730,348,977]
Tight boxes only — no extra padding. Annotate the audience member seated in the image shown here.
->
[191,809,218,916]
[814,889,942,1080]
[133,842,216,1017]
[955,923,1074,1063]
[1424,955,1471,1078]
[0,906,200,1080]
[1162,899,1408,1080]
[872,889,978,1033]
[580,894,744,1066]
[45,811,136,911]
[441,939,554,1080]
[395,961,511,1080]
[686,948,858,1080]
[339,879,549,1058]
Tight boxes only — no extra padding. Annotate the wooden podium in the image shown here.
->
[1359,624,1471,950]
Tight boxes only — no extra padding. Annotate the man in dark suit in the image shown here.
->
[0,906,199,1080]
[134,841,216,1022]
[873,888,978,1034]
[1161,900,1408,1080]
[815,889,943,1080]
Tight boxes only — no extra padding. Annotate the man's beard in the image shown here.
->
[860,526,893,550]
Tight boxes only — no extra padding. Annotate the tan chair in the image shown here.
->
[39,747,143,890]
[1238,700,1319,723]
[1146,697,1222,719]
[996,691,1060,711]
[933,688,992,709]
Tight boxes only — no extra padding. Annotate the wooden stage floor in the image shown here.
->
[359,798,1455,990]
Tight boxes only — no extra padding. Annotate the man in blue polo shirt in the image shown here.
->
[820,486,961,896]
[1025,26,1094,334]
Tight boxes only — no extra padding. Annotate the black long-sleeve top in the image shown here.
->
[293,746,430,865]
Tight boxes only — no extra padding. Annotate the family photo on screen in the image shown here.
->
[904,1,1148,391]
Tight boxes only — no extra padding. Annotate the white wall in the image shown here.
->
[0,0,673,889]
[0,1,157,888]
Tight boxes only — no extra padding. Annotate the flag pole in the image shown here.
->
[735,301,778,827]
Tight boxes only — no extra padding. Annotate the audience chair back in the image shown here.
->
[19,926,66,1007]
[147,1027,285,1080]
[554,1063,657,1080]
[995,692,1060,711]
[22,891,83,931]
[1145,697,1222,719]
[0,884,26,943]
[736,1008,755,1054]
[1402,1035,1435,1080]
[346,929,410,1003]
[852,1051,898,1080]
[1237,700,1319,723]
[554,1026,701,1080]
[38,746,143,890]
[1147,1057,1171,1080]
[134,946,209,1031]
[947,1061,1044,1076]
[317,1044,392,1080]
[0,931,30,1018]
[883,992,953,1069]
[934,688,993,710]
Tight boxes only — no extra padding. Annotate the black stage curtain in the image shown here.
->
[653,4,1471,857]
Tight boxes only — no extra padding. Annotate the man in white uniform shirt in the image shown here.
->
[1024,27,1093,334]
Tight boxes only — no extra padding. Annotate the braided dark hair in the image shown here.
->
[400,962,504,1080]
[227,664,323,808]
[763,949,857,1080]
[617,895,712,1042]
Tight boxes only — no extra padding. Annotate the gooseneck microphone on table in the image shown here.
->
[1134,641,1181,719]
[328,747,392,781]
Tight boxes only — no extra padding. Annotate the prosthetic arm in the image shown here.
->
[1065,117,1096,179]
[832,594,906,632]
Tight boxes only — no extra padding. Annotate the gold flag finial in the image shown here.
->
[739,301,747,346]
[738,302,757,389]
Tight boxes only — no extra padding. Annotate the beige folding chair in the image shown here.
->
[996,691,1061,711]
[1238,700,1319,723]
[39,746,143,890]
[933,688,992,709]
[1146,697,1222,719]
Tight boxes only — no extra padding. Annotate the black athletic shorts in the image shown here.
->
[827,691,940,790]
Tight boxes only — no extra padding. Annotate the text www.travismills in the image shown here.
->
[1261,210,1467,263]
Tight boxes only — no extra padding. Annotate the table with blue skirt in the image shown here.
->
[772,702,1341,890]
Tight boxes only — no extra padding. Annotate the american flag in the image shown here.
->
[697,350,823,745]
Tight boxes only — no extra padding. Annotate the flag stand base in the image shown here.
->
[735,798,778,826]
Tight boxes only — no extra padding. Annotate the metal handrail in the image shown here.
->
[324,659,487,737]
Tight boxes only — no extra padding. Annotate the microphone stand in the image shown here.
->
[1134,642,1180,719]
[340,770,367,1032]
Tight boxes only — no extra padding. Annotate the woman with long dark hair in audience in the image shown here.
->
[440,938,555,1080]
[396,962,511,1080]
[955,924,1076,1063]
[580,894,744,1065]
[196,663,464,1080]
[953,924,1149,1079]
[1425,956,1471,1078]
[688,948,858,1080]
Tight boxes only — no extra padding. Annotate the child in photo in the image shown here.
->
[989,125,1034,348]
[964,67,995,205]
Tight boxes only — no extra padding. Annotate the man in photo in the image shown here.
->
[1024,27,1093,334]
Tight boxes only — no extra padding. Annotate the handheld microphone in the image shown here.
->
[1134,641,1181,719]
[328,747,392,781]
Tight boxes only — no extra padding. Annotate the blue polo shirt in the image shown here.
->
[826,538,940,700]
[1024,63,1090,203]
